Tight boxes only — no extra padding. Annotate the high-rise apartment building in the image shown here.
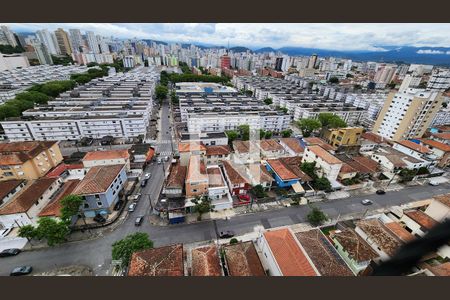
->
[427,69,450,91]
[97,35,110,54]
[0,26,18,47]
[373,88,444,141]
[69,29,84,53]
[86,31,100,53]
[220,54,231,69]
[398,74,422,92]
[36,29,60,55]
[308,54,318,69]
[275,57,283,71]
[31,41,53,65]
[54,28,72,55]
[374,65,396,84]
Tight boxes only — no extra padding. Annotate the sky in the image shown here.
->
[3,23,450,51]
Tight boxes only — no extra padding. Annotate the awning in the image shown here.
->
[291,181,305,194]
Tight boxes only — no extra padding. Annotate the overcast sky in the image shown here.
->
[3,23,450,51]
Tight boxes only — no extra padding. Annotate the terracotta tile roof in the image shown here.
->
[83,149,130,161]
[232,140,251,153]
[433,194,450,208]
[0,141,58,166]
[420,139,450,152]
[431,132,450,140]
[38,180,81,217]
[73,164,124,195]
[330,228,379,263]
[178,141,206,153]
[128,244,184,276]
[404,210,438,230]
[295,229,353,276]
[207,167,225,187]
[304,137,335,151]
[375,146,422,167]
[186,155,207,183]
[350,156,380,173]
[0,178,58,215]
[191,245,222,276]
[46,163,84,178]
[166,162,187,189]
[362,132,390,144]
[306,145,342,165]
[248,163,274,184]
[222,161,250,185]
[428,262,450,276]
[384,222,415,243]
[267,157,312,182]
[0,179,25,201]
[264,228,318,276]
[223,241,266,276]
[279,138,304,154]
[355,219,402,257]
[396,140,431,154]
[205,145,231,156]
[340,163,357,174]
[258,139,284,152]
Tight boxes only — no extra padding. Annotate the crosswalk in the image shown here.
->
[157,140,173,145]
[157,151,173,156]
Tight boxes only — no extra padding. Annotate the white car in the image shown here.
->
[128,203,137,212]
[144,173,151,179]
[428,180,440,186]
[361,199,373,205]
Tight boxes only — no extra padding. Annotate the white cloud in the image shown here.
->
[2,23,450,51]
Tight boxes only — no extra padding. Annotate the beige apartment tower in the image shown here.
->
[373,88,443,141]
[54,28,73,56]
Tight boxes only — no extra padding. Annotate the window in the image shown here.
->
[84,203,89,209]
[97,201,103,207]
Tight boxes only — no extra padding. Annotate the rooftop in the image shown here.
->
[83,149,130,161]
[186,155,208,183]
[306,145,342,165]
[258,139,285,152]
[263,228,318,276]
[432,194,450,208]
[73,164,124,195]
[166,162,187,189]
[279,138,304,154]
[361,132,390,144]
[295,229,353,276]
[232,140,251,153]
[396,140,431,154]
[355,219,402,257]
[266,157,312,182]
[128,244,184,276]
[247,163,274,184]
[191,245,222,276]
[38,180,80,217]
[0,141,58,166]
[207,167,225,188]
[0,179,25,201]
[404,210,438,231]
[178,141,206,153]
[223,241,266,276]
[431,132,450,140]
[384,222,415,243]
[304,137,335,152]
[420,139,450,152]
[330,228,379,263]
[222,161,250,185]
[205,145,231,156]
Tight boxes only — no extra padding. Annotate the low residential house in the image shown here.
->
[302,145,343,181]
[222,161,251,196]
[0,177,61,228]
[128,144,155,169]
[82,150,131,171]
[429,132,450,145]
[163,162,187,199]
[360,132,391,152]
[370,146,429,173]
[338,163,358,181]
[185,155,208,198]
[256,139,285,159]
[336,154,380,179]
[420,139,450,168]
[279,138,304,157]
[205,145,231,165]
[246,163,274,190]
[330,228,379,275]
[295,229,354,276]
[232,140,261,163]
[400,209,438,237]
[73,164,127,218]
[223,241,266,276]
[180,132,228,146]
[0,179,26,207]
[265,157,312,192]
[178,142,206,167]
[384,221,416,244]
[190,245,222,276]
[38,179,81,219]
[206,166,233,210]
[393,140,435,166]
[128,244,184,276]
[0,141,63,182]
[303,137,336,153]
[354,218,403,261]
[45,163,85,180]
[256,228,319,276]
[425,194,450,222]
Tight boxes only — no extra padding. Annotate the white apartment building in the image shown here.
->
[427,69,450,91]
[432,109,450,126]
[0,53,30,72]
[36,29,60,55]
[302,145,343,181]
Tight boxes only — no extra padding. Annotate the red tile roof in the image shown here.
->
[304,137,335,151]
[0,141,58,166]
[362,132,390,144]
[306,145,342,165]
[248,163,274,184]
[433,194,450,208]
[396,140,431,154]
[431,132,450,140]
[330,228,379,263]
[73,164,124,195]
[191,245,222,276]
[264,228,318,276]
[46,163,83,178]
[267,157,312,182]
[223,241,266,276]
[205,145,231,156]
[38,179,80,217]
[258,139,284,152]
[178,142,206,153]
[420,139,450,152]
[0,179,25,202]
[404,210,438,230]
[385,222,415,243]
[0,178,58,215]
[232,140,252,153]
[83,149,129,161]
[428,262,450,276]
[279,138,304,154]
[222,161,250,185]
[128,244,184,276]
[166,162,187,189]
[355,219,402,257]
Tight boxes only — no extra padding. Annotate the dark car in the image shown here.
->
[10,266,32,276]
[113,200,124,211]
[135,216,144,226]
[219,231,235,239]
[0,248,21,258]
[93,214,107,223]
[376,189,386,195]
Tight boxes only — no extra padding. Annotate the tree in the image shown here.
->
[191,196,214,221]
[244,90,253,96]
[296,118,321,137]
[51,54,74,66]
[238,124,250,141]
[155,85,168,100]
[346,74,354,78]
[318,113,347,129]
[307,207,328,227]
[18,225,37,241]
[264,98,273,105]
[251,184,267,198]
[0,104,21,120]
[229,238,239,245]
[387,82,396,89]
[170,91,179,104]
[443,102,448,108]
[112,232,154,268]
[15,91,50,105]
[328,77,339,84]
[226,130,239,143]
[312,177,332,191]
[34,217,71,246]
[87,62,99,67]
[264,131,273,139]
[416,167,430,175]
[281,129,293,138]
[60,194,83,223]
[398,169,416,182]
[300,161,317,179]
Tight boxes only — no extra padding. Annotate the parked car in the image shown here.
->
[10,266,33,276]
[93,214,107,223]
[376,190,386,195]
[157,158,162,164]
[144,172,152,179]
[219,231,235,239]
[140,179,148,187]
[113,200,124,211]
[135,216,144,226]
[361,199,373,205]
[129,193,141,202]
[429,180,440,186]
[164,156,170,162]
[238,194,251,202]
[0,248,21,258]
[128,203,137,212]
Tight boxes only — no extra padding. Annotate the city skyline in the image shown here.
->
[2,23,450,51]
